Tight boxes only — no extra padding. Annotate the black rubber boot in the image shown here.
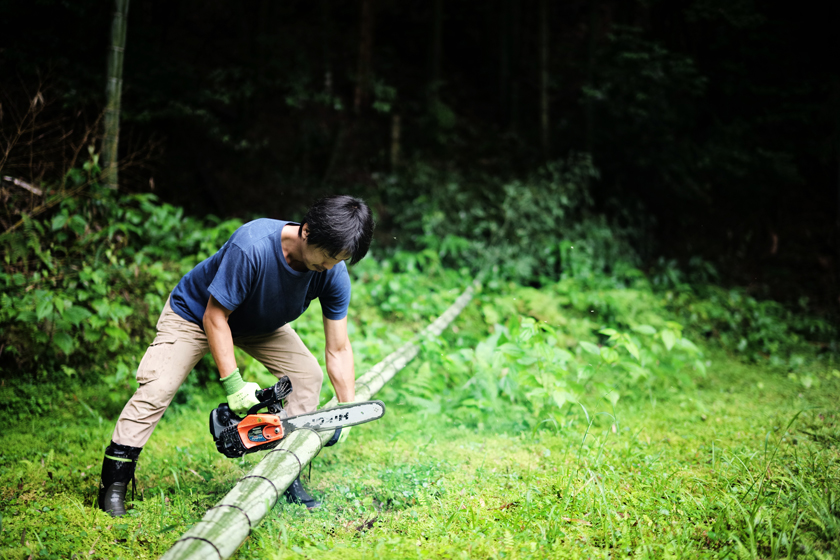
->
[283,476,321,510]
[98,441,142,517]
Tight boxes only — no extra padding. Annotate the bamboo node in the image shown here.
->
[237,475,280,502]
[207,504,252,529]
[172,537,222,560]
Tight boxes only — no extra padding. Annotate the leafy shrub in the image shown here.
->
[648,258,836,363]
[585,25,709,199]
[378,154,642,284]
[668,285,835,364]
[0,158,242,387]
[389,274,705,428]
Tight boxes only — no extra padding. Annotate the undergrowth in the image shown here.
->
[0,349,837,559]
[0,158,837,559]
[1,260,839,558]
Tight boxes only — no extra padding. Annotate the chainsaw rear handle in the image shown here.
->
[254,386,274,402]
[247,376,294,415]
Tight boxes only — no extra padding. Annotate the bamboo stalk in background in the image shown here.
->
[539,0,550,159]
[353,0,375,113]
[102,0,129,190]
[160,279,480,560]
[390,114,401,170]
[429,0,443,103]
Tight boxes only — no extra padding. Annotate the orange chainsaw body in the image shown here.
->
[236,414,285,450]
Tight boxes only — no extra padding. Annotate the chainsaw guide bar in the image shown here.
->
[209,377,386,458]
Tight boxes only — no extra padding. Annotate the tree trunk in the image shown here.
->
[390,114,401,170]
[836,121,840,306]
[498,0,510,126]
[429,0,443,103]
[102,0,129,190]
[322,0,333,97]
[509,0,520,133]
[353,0,375,114]
[539,0,550,158]
[585,2,598,155]
[835,79,840,303]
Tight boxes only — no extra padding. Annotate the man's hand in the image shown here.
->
[222,368,261,414]
[335,400,355,444]
[337,425,352,444]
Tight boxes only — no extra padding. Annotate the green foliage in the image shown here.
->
[370,79,397,114]
[389,276,704,430]
[380,154,642,284]
[0,160,242,390]
[650,258,836,364]
[585,26,711,199]
[0,205,837,558]
[383,249,834,435]
[1,351,838,559]
[446,319,697,423]
[670,286,831,362]
[2,164,831,424]
[589,26,707,136]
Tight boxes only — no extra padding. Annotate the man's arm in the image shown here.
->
[205,295,261,413]
[323,316,355,403]
[203,295,237,377]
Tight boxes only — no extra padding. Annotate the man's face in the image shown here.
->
[300,224,351,272]
[304,245,350,272]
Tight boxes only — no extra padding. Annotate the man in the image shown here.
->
[98,195,374,517]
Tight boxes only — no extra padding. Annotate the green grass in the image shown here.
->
[1,347,838,559]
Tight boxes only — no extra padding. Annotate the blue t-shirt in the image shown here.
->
[169,219,351,337]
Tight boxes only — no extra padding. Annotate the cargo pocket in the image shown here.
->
[136,335,178,384]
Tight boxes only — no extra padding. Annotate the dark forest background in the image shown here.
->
[1,0,838,318]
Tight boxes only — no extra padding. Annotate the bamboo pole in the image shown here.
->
[160,278,480,560]
[102,0,129,190]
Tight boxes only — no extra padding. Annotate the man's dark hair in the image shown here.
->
[299,195,375,265]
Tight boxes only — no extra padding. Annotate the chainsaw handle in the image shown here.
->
[246,376,294,415]
[256,376,293,401]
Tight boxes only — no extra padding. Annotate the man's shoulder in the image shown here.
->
[229,218,289,252]
[325,261,350,282]
[318,261,351,294]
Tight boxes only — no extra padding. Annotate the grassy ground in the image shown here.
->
[1,346,838,559]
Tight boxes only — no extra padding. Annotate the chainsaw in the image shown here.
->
[209,376,385,458]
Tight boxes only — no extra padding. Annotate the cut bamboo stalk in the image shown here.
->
[160,278,479,560]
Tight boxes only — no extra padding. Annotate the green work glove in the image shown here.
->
[221,368,261,415]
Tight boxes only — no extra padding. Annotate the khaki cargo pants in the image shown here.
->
[112,298,323,448]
